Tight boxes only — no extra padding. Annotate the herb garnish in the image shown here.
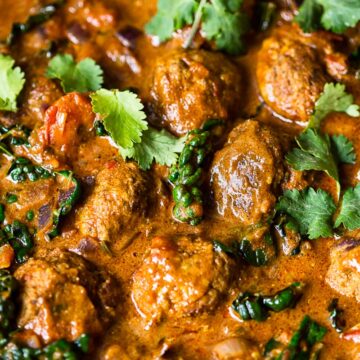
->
[91,89,185,170]
[46,54,104,93]
[308,83,359,130]
[295,0,360,34]
[145,0,249,54]
[335,184,360,230]
[0,55,25,112]
[276,188,336,239]
[120,128,185,170]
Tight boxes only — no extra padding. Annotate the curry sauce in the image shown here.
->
[0,0,360,359]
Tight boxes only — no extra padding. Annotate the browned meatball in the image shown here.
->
[14,250,118,344]
[76,160,150,243]
[326,239,360,302]
[151,49,242,135]
[257,25,330,123]
[132,235,234,323]
[210,120,284,227]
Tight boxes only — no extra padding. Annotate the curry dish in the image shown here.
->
[0,0,360,359]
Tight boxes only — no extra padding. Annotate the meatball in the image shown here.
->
[132,235,234,323]
[326,239,360,302]
[210,120,284,227]
[257,25,330,123]
[14,250,118,344]
[76,160,150,243]
[151,49,242,135]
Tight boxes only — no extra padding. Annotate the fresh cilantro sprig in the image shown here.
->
[46,54,103,93]
[286,129,356,194]
[332,134,356,164]
[91,89,148,149]
[286,129,339,184]
[119,128,185,170]
[201,0,249,54]
[295,0,360,34]
[145,0,249,54]
[146,0,199,43]
[276,187,336,239]
[91,89,185,170]
[335,184,360,230]
[0,55,25,112]
[308,83,359,129]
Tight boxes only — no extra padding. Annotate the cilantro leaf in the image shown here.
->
[145,0,249,54]
[295,0,323,33]
[276,188,336,239]
[0,54,25,112]
[90,89,148,149]
[295,0,360,34]
[120,128,185,170]
[335,184,360,230]
[46,54,103,93]
[331,134,356,164]
[202,0,249,54]
[308,83,360,129]
[317,0,360,34]
[286,128,339,186]
[145,0,198,42]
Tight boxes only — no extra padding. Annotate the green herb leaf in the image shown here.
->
[335,184,360,230]
[295,0,360,34]
[145,0,249,54]
[90,89,148,149]
[202,0,249,54]
[331,134,356,164]
[276,188,336,239]
[46,54,103,93]
[0,55,25,112]
[318,0,360,34]
[286,129,339,187]
[145,0,198,42]
[295,0,323,33]
[119,127,185,170]
[308,83,359,129]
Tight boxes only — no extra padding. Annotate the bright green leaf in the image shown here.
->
[90,89,148,149]
[331,134,356,164]
[145,0,198,42]
[276,188,336,239]
[318,0,360,34]
[335,184,360,230]
[295,0,360,34]
[120,128,185,170]
[202,0,248,54]
[286,129,339,187]
[46,54,103,93]
[0,54,25,112]
[308,83,359,129]
[294,0,323,33]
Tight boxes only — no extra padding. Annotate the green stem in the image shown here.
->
[184,0,207,49]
